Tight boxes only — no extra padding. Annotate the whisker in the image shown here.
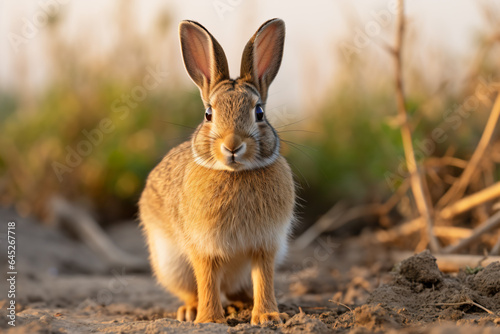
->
[277,129,318,134]
[248,129,260,141]
[275,117,310,129]
[281,141,316,164]
[281,139,317,152]
[288,159,310,188]
[162,135,192,145]
[160,120,198,130]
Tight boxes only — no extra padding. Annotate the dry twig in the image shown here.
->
[391,0,439,252]
[434,297,495,315]
[50,196,148,271]
[443,210,500,254]
[293,201,348,250]
[434,226,472,240]
[438,93,500,207]
[376,219,472,244]
[375,218,422,243]
[425,156,468,170]
[440,181,500,220]
[295,179,410,250]
[491,236,500,255]
[328,300,353,313]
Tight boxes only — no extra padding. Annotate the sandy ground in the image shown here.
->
[1,207,500,333]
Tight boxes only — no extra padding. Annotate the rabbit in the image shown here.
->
[139,18,295,325]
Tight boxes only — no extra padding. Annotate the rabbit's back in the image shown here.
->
[139,141,192,241]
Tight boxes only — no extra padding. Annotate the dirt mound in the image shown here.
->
[368,251,500,326]
[467,262,500,296]
[398,250,443,284]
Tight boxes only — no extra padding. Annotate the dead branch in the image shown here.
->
[442,210,500,254]
[434,226,472,240]
[328,300,353,313]
[491,236,500,255]
[327,204,380,231]
[434,297,495,315]
[424,156,468,169]
[50,196,148,271]
[376,218,422,243]
[426,166,444,187]
[439,181,500,220]
[437,93,500,207]
[376,219,472,244]
[295,179,411,250]
[294,202,382,249]
[293,201,348,250]
[392,251,500,273]
[391,0,439,252]
[379,178,411,216]
[443,175,458,185]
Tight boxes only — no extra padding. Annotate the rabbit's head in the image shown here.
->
[179,19,285,171]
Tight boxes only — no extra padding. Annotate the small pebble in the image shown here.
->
[39,315,52,324]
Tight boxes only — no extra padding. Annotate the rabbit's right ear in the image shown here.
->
[179,21,230,102]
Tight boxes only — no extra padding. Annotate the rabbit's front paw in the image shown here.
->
[193,307,225,324]
[194,314,225,324]
[251,311,289,325]
[177,305,197,322]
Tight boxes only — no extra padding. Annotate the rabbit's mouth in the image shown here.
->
[217,144,249,171]
[200,156,247,172]
[210,135,257,171]
[192,129,280,171]
[225,160,244,169]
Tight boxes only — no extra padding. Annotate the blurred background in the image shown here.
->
[1,0,500,236]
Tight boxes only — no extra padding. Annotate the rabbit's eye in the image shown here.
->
[255,105,264,122]
[205,107,212,122]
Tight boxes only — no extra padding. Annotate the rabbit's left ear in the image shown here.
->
[240,19,285,103]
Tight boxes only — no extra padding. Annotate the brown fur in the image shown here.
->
[139,18,294,325]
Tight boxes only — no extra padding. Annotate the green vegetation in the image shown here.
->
[1,5,499,225]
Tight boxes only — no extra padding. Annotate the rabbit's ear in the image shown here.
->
[179,20,230,101]
[240,19,285,103]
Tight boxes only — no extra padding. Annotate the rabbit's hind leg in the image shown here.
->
[146,227,198,321]
[176,295,197,322]
[222,256,253,311]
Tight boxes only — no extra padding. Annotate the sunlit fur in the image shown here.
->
[140,18,294,325]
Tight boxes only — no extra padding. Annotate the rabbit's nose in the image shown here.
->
[221,134,246,156]
[221,142,246,156]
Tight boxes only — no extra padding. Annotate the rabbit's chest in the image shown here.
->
[179,159,295,256]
